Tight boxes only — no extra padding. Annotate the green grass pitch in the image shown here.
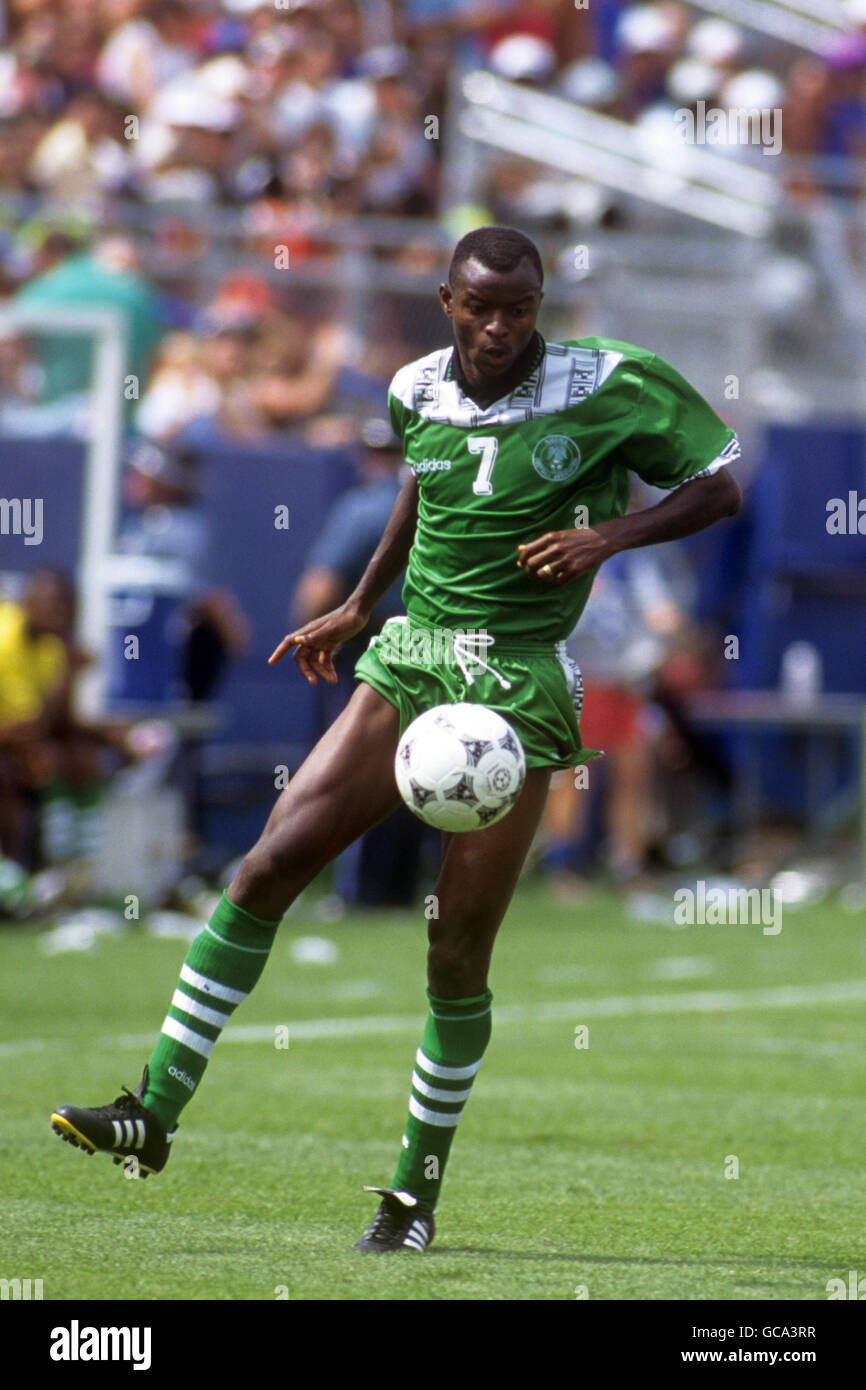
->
[2,885,864,1301]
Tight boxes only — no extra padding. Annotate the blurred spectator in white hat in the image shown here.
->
[135,331,221,444]
[615,2,683,121]
[28,91,133,200]
[354,45,436,214]
[136,74,240,202]
[686,17,744,74]
[666,57,720,109]
[559,56,622,112]
[717,69,785,160]
[488,33,556,84]
[96,0,195,108]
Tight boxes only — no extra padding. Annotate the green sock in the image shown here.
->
[142,891,280,1131]
[391,988,493,1212]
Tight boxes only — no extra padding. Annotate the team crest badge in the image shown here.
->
[531,434,582,483]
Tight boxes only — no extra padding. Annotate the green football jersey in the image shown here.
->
[387,333,740,646]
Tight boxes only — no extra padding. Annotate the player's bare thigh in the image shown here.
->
[229,681,402,919]
[427,767,552,998]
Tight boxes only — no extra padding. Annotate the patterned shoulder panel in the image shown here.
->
[536,342,624,414]
[389,349,453,415]
[390,341,625,428]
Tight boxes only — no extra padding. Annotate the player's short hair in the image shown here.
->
[448,226,543,288]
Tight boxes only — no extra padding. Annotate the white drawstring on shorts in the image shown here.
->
[452,631,512,690]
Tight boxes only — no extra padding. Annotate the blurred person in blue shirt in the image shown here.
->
[117,438,248,700]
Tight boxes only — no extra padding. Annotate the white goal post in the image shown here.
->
[0,304,126,717]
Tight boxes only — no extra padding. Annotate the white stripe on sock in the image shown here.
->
[411,1070,472,1104]
[172,988,231,1030]
[180,964,248,1006]
[205,924,270,955]
[161,1014,214,1059]
[409,1094,461,1127]
[416,1048,481,1082]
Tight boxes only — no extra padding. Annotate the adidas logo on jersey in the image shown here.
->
[412,458,452,474]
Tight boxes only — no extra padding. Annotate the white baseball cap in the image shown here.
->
[721,69,784,111]
[195,56,251,102]
[617,5,679,54]
[150,80,239,131]
[667,58,719,105]
[489,34,556,81]
[687,18,745,66]
[559,57,621,107]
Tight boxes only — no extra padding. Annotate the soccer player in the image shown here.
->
[51,226,741,1253]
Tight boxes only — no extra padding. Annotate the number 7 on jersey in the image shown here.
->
[468,436,499,496]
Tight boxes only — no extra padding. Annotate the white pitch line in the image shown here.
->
[0,1038,50,1057]
[2,980,865,1058]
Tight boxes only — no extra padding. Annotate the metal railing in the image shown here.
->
[454,70,780,238]
[683,0,847,52]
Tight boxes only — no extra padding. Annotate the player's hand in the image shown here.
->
[268,602,369,686]
[516,526,617,585]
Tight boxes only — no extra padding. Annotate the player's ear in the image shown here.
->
[439,283,453,318]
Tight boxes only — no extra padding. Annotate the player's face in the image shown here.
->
[440,257,543,387]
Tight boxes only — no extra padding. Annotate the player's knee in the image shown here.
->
[235,834,301,896]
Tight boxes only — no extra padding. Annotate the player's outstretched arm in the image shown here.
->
[518,469,741,585]
[269,470,419,684]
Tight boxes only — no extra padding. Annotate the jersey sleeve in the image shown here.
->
[620,353,740,490]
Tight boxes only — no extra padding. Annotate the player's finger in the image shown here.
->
[522,543,565,576]
[292,646,318,686]
[520,531,564,553]
[516,535,561,568]
[307,648,330,678]
[268,635,295,665]
[269,628,315,664]
[303,646,338,685]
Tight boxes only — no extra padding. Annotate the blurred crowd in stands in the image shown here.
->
[2,0,866,446]
[2,0,866,220]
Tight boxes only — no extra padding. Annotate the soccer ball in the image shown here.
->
[394,703,526,832]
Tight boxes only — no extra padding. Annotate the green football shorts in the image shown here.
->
[354,616,599,770]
